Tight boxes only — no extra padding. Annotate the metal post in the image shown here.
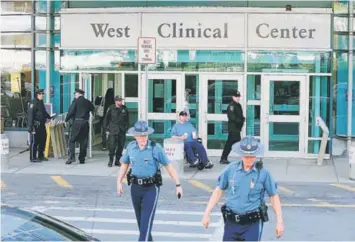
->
[31,1,35,99]
[145,64,148,121]
[45,0,51,103]
[348,2,354,180]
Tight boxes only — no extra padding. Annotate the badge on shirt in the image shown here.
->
[122,109,126,113]
[250,179,255,189]
[229,106,234,111]
[144,158,149,164]
[30,104,33,108]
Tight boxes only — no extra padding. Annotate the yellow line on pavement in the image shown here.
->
[0,180,6,190]
[51,176,73,189]
[188,179,214,193]
[278,186,294,194]
[330,184,355,192]
[307,198,331,205]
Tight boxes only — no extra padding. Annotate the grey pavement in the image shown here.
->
[1,148,355,183]
[1,174,355,241]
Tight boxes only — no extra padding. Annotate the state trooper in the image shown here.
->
[202,136,284,241]
[117,120,183,241]
[220,90,245,165]
[65,89,94,165]
[103,95,129,167]
[27,89,55,162]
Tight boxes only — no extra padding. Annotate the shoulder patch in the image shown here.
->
[229,105,234,111]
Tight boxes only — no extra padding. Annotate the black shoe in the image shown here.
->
[205,161,214,169]
[197,163,205,170]
[220,159,230,165]
[79,160,85,164]
[30,159,42,163]
[114,161,121,167]
[66,159,74,165]
[108,158,113,167]
[39,157,49,161]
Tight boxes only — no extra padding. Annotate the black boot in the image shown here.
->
[66,156,75,165]
[108,157,113,167]
[114,158,121,167]
[220,159,230,165]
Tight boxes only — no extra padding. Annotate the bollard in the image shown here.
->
[349,143,355,180]
[1,133,10,170]
[163,138,185,179]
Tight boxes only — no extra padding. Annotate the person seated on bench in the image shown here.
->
[171,111,214,170]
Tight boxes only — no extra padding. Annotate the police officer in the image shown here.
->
[117,120,183,241]
[65,89,94,164]
[220,90,245,165]
[27,89,55,162]
[104,95,129,167]
[202,136,284,241]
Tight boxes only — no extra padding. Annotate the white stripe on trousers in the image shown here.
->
[145,185,159,241]
[31,133,35,160]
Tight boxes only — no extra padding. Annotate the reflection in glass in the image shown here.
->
[207,121,228,149]
[246,105,260,136]
[1,1,33,13]
[61,50,137,71]
[124,74,138,97]
[61,73,79,113]
[247,51,330,73]
[308,76,330,140]
[1,15,31,31]
[185,75,199,129]
[247,75,261,101]
[269,122,299,151]
[124,102,139,146]
[269,81,300,115]
[148,79,176,113]
[148,120,176,144]
[207,80,238,114]
[308,140,329,154]
[1,33,31,48]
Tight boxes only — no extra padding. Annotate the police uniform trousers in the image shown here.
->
[68,120,89,161]
[131,183,160,241]
[223,219,263,241]
[100,117,108,149]
[108,132,126,160]
[30,122,47,161]
[221,132,241,160]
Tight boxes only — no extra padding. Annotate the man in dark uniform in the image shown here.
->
[220,91,245,165]
[65,89,94,164]
[27,89,55,162]
[104,95,129,167]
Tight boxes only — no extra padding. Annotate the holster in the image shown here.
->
[126,168,132,186]
[153,169,163,187]
[259,202,269,222]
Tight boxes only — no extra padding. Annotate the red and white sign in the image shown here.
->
[137,37,156,64]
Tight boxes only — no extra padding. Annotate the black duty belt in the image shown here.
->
[75,118,88,121]
[131,176,156,186]
[223,210,262,225]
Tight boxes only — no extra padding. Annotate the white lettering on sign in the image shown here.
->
[137,37,156,64]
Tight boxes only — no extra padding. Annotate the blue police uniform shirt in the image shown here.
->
[217,161,278,215]
[171,122,196,142]
[121,140,171,178]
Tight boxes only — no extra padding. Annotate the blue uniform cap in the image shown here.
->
[127,120,154,136]
[232,136,264,157]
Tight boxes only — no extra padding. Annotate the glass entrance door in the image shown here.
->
[199,74,244,156]
[145,73,184,144]
[262,75,306,157]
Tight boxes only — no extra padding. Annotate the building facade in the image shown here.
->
[1,0,354,159]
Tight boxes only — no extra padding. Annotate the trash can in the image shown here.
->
[163,138,185,179]
[349,143,355,180]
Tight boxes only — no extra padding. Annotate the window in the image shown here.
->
[1,1,33,14]
[1,33,32,48]
[0,15,31,31]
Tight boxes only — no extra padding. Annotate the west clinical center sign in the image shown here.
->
[61,12,331,50]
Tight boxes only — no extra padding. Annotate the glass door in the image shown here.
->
[262,75,307,157]
[79,73,93,158]
[199,73,244,156]
[144,73,184,144]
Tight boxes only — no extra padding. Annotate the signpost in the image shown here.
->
[137,37,156,120]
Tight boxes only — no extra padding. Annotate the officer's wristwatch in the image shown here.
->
[176,184,181,187]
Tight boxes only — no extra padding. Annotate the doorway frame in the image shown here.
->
[261,74,307,158]
[199,73,245,157]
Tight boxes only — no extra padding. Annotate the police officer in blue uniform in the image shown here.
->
[202,136,284,241]
[117,120,183,241]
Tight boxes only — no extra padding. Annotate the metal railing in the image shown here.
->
[316,116,329,166]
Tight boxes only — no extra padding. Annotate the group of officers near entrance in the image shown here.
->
[28,88,284,241]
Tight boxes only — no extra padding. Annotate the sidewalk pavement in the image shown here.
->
[1,148,354,183]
